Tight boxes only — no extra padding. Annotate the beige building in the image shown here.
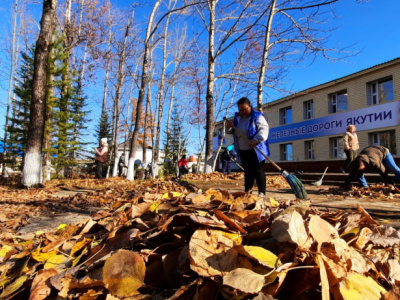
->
[215,57,400,172]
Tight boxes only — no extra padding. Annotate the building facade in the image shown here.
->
[215,58,400,173]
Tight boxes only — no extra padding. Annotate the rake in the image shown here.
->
[312,167,329,186]
[254,146,307,199]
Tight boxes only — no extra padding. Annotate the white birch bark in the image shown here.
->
[22,0,57,188]
[126,0,161,181]
[112,7,135,177]
[2,0,19,178]
[204,0,216,174]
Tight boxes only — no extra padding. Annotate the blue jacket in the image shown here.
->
[233,109,270,162]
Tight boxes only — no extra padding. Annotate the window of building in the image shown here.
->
[367,77,394,105]
[328,90,348,114]
[279,106,292,125]
[369,130,396,154]
[280,143,293,161]
[305,140,315,160]
[329,137,345,159]
[303,100,314,120]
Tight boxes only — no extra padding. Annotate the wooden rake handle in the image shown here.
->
[254,146,282,172]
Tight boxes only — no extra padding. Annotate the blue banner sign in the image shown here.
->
[269,101,400,144]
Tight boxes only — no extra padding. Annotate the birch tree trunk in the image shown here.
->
[142,83,151,167]
[112,7,134,177]
[101,0,113,114]
[126,0,161,181]
[256,0,276,110]
[21,0,57,188]
[153,1,174,178]
[2,0,19,179]
[204,0,216,174]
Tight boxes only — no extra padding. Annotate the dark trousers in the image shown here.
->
[96,161,104,179]
[344,149,357,170]
[118,166,125,177]
[239,149,266,194]
[221,160,231,175]
[179,166,188,177]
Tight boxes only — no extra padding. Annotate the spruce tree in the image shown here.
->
[8,49,35,169]
[162,107,187,175]
[96,110,112,145]
[51,35,76,176]
[70,78,90,160]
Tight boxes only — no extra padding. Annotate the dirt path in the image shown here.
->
[17,188,102,237]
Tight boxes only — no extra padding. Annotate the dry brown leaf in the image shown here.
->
[348,247,369,274]
[309,215,339,246]
[131,202,152,218]
[223,268,265,294]
[367,226,400,248]
[29,269,58,300]
[271,211,311,249]
[322,254,347,281]
[354,227,373,250]
[186,193,212,204]
[103,250,145,298]
[213,210,247,233]
[189,229,241,277]
[388,259,400,284]
[229,210,262,225]
[317,254,330,300]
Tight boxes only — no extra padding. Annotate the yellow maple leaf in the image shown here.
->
[269,197,279,207]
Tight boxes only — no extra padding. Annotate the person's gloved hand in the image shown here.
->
[248,140,258,147]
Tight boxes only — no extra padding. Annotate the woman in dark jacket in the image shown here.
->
[344,145,400,187]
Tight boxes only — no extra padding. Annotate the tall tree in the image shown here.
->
[2,0,19,178]
[196,0,267,173]
[8,48,34,169]
[163,106,187,175]
[126,0,161,181]
[96,109,112,143]
[111,6,135,177]
[255,0,339,109]
[21,0,58,188]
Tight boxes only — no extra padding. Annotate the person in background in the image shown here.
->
[342,124,359,172]
[94,138,109,179]
[343,145,400,188]
[178,155,189,177]
[226,97,269,196]
[118,153,127,177]
[145,162,153,178]
[220,147,236,176]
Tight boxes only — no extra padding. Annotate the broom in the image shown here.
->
[254,146,307,199]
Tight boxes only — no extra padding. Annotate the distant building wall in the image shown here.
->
[214,58,400,172]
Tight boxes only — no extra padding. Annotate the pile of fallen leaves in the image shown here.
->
[347,183,400,200]
[1,177,400,299]
[323,183,400,200]
[183,172,290,189]
[183,171,243,181]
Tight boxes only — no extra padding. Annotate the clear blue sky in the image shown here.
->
[281,0,400,95]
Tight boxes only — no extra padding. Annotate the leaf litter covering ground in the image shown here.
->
[183,172,291,189]
[0,176,399,299]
